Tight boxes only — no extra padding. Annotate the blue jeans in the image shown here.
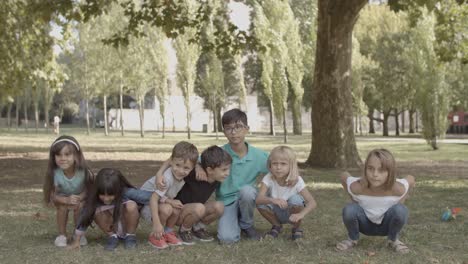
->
[342,203,408,241]
[257,194,305,224]
[217,185,257,244]
[123,188,153,205]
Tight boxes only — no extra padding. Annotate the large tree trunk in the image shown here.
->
[291,95,302,135]
[103,95,108,136]
[409,109,415,134]
[306,0,365,168]
[269,100,276,136]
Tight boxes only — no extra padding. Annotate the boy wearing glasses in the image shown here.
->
[214,108,269,243]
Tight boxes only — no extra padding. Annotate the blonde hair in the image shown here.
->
[267,146,299,183]
[363,148,396,190]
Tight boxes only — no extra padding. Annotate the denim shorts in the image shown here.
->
[257,194,305,224]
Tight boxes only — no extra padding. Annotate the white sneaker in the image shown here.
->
[54,235,67,247]
[80,235,88,246]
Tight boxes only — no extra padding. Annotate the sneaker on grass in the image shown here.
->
[192,228,214,242]
[54,235,67,247]
[178,230,195,245]
[163,231,183,246]
[148,235,168,249]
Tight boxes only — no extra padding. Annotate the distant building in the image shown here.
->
[447,110,468,134]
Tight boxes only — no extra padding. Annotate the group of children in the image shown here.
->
[43,108,415,254]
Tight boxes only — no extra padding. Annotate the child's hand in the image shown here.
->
[68,195,81,205]
[156,176,166,191]
[195,164,208,181]
[273,198,288,209]
[289,213,304,223]
[169,199,183,209]
[151,223,164,239]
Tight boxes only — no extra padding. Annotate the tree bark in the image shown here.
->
[34,101,39,133]
[283,106,288,143]
[15,97,20,131]
[7,103,12,131]
[104,95,108,136]
[23,98,29,132]
[291,95,302,135]
[139,96,145,138]
[306,0,365,168]
[409,109,415,134]
[401,110,405,133]
[368,108,375,134]
[269,100,275,136]
[120,80,125,136]
[85,98,90,135]
[394,109,399,136]
[383,110,390,136]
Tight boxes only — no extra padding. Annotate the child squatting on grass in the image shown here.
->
[336,148,415,254]
[256,146,317,240]
[155,145,233,244]
[43,135,94,247]
[140,141,200,248]
[68,168,156,251]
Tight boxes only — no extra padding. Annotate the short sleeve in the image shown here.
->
[295,176,306,192]
[261,173,273,188]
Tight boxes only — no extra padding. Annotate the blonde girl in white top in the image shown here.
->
[336,149,415,254]
[256,146,316,241]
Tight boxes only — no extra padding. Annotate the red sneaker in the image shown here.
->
[148,235,168,249]
[163,231,183,246]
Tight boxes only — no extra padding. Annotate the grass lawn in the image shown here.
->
[0,128,467,263]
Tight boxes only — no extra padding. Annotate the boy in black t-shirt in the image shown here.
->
[157,145,232,243]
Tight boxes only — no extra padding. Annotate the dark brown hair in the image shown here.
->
[43,135,93,204]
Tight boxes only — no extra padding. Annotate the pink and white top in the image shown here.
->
[346,176,409,224]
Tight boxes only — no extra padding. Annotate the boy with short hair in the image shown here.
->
[140,141,200,249]
[174,145,232,242]
[215,108,269,243]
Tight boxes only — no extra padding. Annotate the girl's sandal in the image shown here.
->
[291,228,304,241]
[264,225,282,239]
[388,240,410,254]
[336,239,357,251]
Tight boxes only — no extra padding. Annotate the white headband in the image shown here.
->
[52,138,80,151]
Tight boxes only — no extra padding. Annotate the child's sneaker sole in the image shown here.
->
[148,241,168,249]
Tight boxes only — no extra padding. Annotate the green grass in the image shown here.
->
[1,129,467,263]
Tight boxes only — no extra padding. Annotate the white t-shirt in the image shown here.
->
[140,168,185,200]
[346,176,409,224]
[261,173,306,200]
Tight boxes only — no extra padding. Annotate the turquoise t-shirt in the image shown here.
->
[216,142,269,206]
[53,169,85,196]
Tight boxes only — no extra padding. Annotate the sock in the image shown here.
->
[109,233,118,238]
[164,227,173,233]
[180,225,191,232]
[192,222,206,231]
[126,233,135,237]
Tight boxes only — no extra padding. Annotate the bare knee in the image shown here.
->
[159,204,173,218]
[124,201,139,213]
[213,202,224,216]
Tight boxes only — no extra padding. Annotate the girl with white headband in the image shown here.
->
[43,135,94,247]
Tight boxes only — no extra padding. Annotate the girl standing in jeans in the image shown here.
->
[336,149,415,254]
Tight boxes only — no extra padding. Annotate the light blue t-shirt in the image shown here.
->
[53,169,85,196]
[216,142,269,206]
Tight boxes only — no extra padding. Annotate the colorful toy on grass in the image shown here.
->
[441,207,461,221]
